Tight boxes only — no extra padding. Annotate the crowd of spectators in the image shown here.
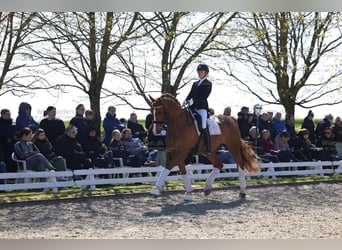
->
[1,101,342,177]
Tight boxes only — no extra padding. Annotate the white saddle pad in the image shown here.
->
[207,118,221,135]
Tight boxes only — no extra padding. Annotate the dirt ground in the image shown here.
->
[0,181,341,239]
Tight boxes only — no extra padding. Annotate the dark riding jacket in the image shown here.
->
[185,78,212,111]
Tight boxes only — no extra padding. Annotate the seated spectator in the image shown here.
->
[301,110,316,144]
[39,106,65,147]
[108,129,131,166]
[258,112,277,141]
[54,125,92,170]
[223,106,231,116]
[0,144,7,183]
[31,128,66,171]
[121,128,157,167]
[127,112,147,143]
[332,116,342,143]
[216,144,236,165]
[274,130,299,163]
[15,102,39,133]
[258,129,280,163]
[291,128,321,162]
[81,126,111,168]
[316,127,341,161]
[13,127,55,171]
[103,106,125,146]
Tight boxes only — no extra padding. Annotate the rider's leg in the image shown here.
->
[195,109,211,154]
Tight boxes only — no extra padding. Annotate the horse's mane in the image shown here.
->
[160,93,181,106]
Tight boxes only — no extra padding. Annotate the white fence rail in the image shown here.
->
[1,161,341,193]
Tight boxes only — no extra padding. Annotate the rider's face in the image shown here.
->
[197,70,207,79]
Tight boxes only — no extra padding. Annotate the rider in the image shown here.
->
[184,63,212,155]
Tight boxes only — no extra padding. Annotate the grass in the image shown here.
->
[1,174,341,203]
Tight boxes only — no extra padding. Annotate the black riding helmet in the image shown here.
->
[197,64,209,73]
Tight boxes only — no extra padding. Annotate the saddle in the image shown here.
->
[188,108,221,136]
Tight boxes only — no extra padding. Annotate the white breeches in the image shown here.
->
[195,109,207,129]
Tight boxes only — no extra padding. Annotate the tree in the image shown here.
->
[110,12,238,109]
[0,12,39,95]
[26,12,141,129]
[224,12,342,116]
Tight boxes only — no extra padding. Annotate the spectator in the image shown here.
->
[258,112,277,141]
[315,114,333,143]
[292,128,321,162]
[127,112,147,143]
[121,128,157,167]
[0,145,7,184]
[285,113,296,146]
[332,116,342,143]
[145,112,167,167]
[69,104,88,143]
[0,109,16,172]
[31,128,66,171]
[15,102,39,133]
[301,110,316,144]
[237,106,252,139]
[54,125,92,170]
[258,129,280,163]
[81,126,106,165]
[223,106,231,116]
[274,130,299,163]
[316,127,341,161]
[39,106,65,147]
[103,106,125,146]
[272,112,286,134]
[108,129,130,166]
[13,127,55,171]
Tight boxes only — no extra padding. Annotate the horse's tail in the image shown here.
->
[239,139,260,173]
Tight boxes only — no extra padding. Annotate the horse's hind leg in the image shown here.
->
[238,168,247,199]
[204,155,223,196]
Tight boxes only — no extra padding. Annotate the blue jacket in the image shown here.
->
[103,112,125,146]
[15,102,39,132]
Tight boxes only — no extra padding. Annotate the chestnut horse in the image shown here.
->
[149,93,259,201]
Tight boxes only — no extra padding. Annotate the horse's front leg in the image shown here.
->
[150,166,171,196]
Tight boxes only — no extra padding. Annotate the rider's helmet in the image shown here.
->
[197,64,209,73]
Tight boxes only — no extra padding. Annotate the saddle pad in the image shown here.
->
[207,118,221,135]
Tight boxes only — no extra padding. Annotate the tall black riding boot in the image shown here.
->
[201,128,211,155]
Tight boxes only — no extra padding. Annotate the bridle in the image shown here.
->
[152,98,184,126]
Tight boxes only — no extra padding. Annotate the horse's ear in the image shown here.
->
[149,95,155,102]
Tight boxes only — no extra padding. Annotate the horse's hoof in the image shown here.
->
[150,187,161,196]
[184,192,193,201]
[239,192,246,199]
[204,188,211,196]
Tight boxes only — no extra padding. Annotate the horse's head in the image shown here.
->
[149,93,181,135]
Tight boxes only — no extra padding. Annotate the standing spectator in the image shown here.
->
[237,106,251,139]
[285,113,297,146]
[223,106,231,116]
[103,106,125,146]
[54,125,92,170]
[258,112,277,141]
[69,104,88,143]
[127,112,147,143]
[145,112,167,167]
[15,102,39,133]
[301,110,316,144]
[0,109,16,172]
[13,127,55,171]
[315,114,333,143]
[272,112,286,134]
[39,106,65,147]
[332,116,342,142]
